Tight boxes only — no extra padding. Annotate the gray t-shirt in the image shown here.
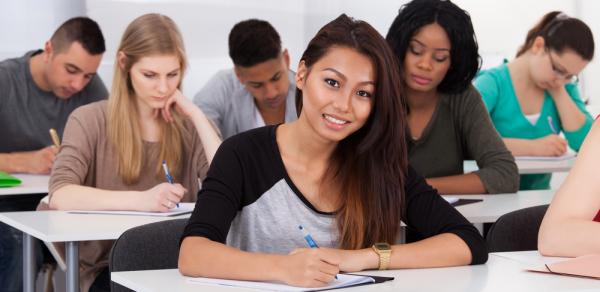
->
[181,125,488,264]
[408,85,519,194]
[193,68,297,139]
[0,50,108,152]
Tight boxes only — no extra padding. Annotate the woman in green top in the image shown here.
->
[386,0,519,195]
[475,11,595,190]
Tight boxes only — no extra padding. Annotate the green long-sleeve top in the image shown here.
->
[408,85,519,194]
[474,62,593,190]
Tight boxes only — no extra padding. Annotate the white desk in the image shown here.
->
[111,252,600,292]
[0,174,49,196]
[0,190,554,292]
[0,211,191,292]
[464,158,575,174]
[448,189,555,224]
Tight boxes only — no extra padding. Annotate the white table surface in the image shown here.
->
[464,158,575,174]
[0,210,190,242]
[446,189,554,223]
[0,174,49,196]
[111,252,600,292]
[0,210,193,292]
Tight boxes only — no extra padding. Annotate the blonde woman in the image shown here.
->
[47,14,220,292]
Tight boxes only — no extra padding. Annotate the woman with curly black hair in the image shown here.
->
[386,0,518,194]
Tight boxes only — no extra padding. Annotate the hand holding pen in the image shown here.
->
[299,225,338,279]
[162,160,180,208]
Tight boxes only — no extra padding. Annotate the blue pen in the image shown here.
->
[162,160,179,208]
[298,225,337,279]
[548,116,558,134]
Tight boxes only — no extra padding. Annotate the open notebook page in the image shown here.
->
[187,273,375,291]
[68,202,195,217]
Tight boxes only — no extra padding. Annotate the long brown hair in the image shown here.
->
[296,14,408,249]
[108,13,187,184]
[517,11,594,60]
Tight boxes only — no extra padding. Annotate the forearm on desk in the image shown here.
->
[503,138,536,156]
[539,218,600,257]
[0,152,36,173]
[50,184,142,211]
[390,233,472,268]
[179,236,285,282]
[426,173,486,194]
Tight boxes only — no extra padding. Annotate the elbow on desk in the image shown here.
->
[47,186,71,210]
[178,236,212,277]
[537,220,565,257]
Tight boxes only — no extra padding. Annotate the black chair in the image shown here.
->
[486,205,549,252]
[109,219,188,292]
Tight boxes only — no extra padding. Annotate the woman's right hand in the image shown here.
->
[532,134,568,156]
[139,183,186,212]
[278,248,340,288]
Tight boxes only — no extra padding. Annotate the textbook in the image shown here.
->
[187,273,394,291]
[527,254,600,279]
[68,202,195,217]
[0,172,21,187]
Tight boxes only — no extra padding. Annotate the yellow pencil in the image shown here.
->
[49,128,61,147]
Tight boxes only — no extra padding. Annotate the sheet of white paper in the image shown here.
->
[68,202,195,217]
[444,197,459,204]
[515,152,576,161]
[187,274,374,291]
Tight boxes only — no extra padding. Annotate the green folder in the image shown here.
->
[0,172,22,187]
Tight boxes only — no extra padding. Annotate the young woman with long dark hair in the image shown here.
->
[179,14,486,288]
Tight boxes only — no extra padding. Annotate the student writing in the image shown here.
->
[46,14,220,292]
[179,14,487,288]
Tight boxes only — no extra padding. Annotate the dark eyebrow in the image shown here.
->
[412,39,450,52]
[552,59,571,74]
[65,63,82,73]
[322,68,374,86]
[270,71,282,81]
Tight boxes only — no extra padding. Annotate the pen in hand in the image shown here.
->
[547,116,558,134]
[162,160,179,208]
[298,225,338,279]
[49,128,61,147]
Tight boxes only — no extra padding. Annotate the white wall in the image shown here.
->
[87,0,308,98]
[0,0,85,60]
[2,0,599,102]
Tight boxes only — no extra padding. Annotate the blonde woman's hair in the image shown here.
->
[108,13,187,184]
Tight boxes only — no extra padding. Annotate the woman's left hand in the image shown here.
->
[161,89,198,122]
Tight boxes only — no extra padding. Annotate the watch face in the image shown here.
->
[375,243,391,250]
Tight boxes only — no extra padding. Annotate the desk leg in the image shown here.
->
[22,233,36,292]
[65,241,79,292]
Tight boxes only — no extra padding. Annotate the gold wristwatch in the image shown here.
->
[372,242,391,270]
